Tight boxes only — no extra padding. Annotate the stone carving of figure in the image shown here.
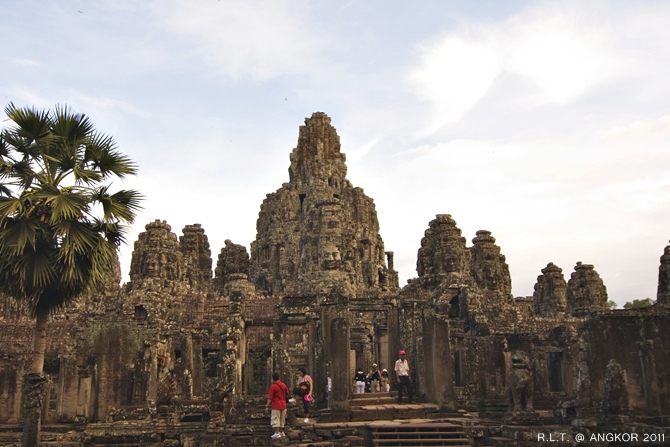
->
[604,358,629,416]
[506,350,534,415]
[576,360,591,406]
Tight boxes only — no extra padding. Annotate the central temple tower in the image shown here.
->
[250,112,398,297]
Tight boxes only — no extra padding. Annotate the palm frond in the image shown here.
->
[0,184,13,197]
[19,246,57,291]
[39,185,87,223]
[93,187,143,223]
[72,166,102,184]
[0,217,40,254]
[92,219,126,246]
[52,104,94,145]
[0,197,22,217]
[4,104,52,148]
[54,219,99,254]
[9,159,37,190]
[0,135,9,158]
[86,132,138,179]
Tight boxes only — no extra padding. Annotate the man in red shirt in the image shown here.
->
[265,372,289,439]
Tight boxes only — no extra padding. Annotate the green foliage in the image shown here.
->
[0,103,143,318]
[607,300,618,310]
[623,298,655,309]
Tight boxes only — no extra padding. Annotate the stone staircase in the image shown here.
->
[0,424,85,447]
[343,392,448,422]
[369,422,472,447]
[279,393,473,447]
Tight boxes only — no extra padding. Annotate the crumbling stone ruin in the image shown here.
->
[1,112,669,446]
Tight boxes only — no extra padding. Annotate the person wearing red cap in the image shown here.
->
[394,350,413,404]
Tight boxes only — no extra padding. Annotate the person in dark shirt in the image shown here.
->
[354,367,366,394]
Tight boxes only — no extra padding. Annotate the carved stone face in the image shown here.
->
[147,259,159,277]
[441,251,460,273]
[321,244,342,270]
[511,351,530,370]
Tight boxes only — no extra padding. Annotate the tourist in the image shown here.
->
[394,350,413,404]
[354,367,366,394]
[368,363,381,393]
[265,372,289,439]
[295,367,313,423]
[380,368,390,393]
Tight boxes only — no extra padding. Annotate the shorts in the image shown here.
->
[270,409,286,428]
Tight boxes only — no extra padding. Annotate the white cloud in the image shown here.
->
[410,35,504,132]
[408,1,670,134]
[151,0,326,80]
[11,58,39,67]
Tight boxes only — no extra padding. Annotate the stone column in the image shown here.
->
[192,333,203,397]
[388,306,400,373]
[423,308,436,401]
[183,332,194,398]
[657,243,670,305]
[427,293,456,410]
[147,342,159,403]
[638,340,661,415]
[321,301,350,419]
[76,368,92,419]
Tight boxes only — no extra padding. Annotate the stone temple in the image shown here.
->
[1,112,669,446]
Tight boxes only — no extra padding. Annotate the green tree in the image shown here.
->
[607,300,618,310]
[623,298,655,309]
[0,104,142,447]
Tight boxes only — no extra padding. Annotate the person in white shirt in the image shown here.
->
[394,350,413,404]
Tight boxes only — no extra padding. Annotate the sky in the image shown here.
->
[2,0,669,307]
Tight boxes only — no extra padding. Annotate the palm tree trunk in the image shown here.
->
[22,313,49,447]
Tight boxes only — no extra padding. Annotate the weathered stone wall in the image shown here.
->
[1,112,669,437]
[582,309,670,414]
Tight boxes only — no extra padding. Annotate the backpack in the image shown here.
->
[298,381,310,396]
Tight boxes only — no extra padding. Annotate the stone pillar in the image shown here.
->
[638,340,661,415]
[423,309,436,401]
[657,242,670,305]
[147,342,159,403]
[308,319,318,388]
[329,317,350,414]
[192,334,203,397]
[425,295,456,410]
[183,332,194,399]
[377,324,389,372]
[386,252,395,271]
[388,306,400,373]
[322,302,350,418]
[76,370,92,419]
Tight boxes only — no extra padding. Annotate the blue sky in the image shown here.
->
[2,0,670,306]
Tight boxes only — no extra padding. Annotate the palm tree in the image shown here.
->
[0,103,142,446]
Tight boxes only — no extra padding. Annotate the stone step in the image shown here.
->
[287,443,335,447]
[86,444,155,447]
[374,441,471,447]
[370,422,472,447]
[350,396,397,406]
[485,437,516,447]
[373,437,471,447]
[375,430,466,437]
